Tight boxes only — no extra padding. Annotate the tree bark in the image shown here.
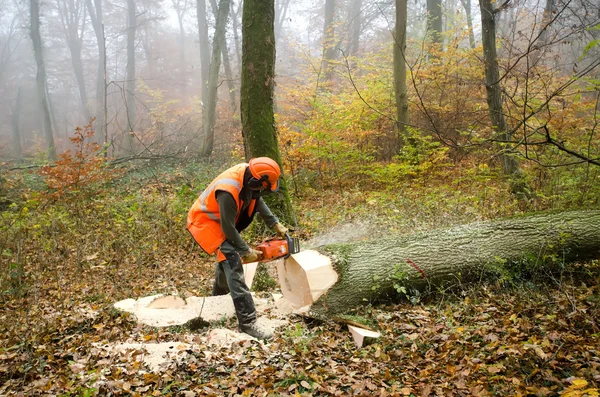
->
[141,24,155,77]
[125,0,136,154]
[530,0,556,66]
[479,0,521,177]
[394,0,409,140]
[275,0,290,42]
[57,0,91,124]
[348,0,362,55]
[29,0,56,160]
[210,0,237,115]
[203,0,231,156]
[293,210,600,317]
[321,0,336,84]
[426,0,443,49]
[86,0,107,146]
[11,87,22,160]
[231,0,242,68]
[241,0,295,225]
[196,0,210,118]
[459,0,476,49]
[173,0,189,94]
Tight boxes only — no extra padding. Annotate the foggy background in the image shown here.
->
[0,0,598,161]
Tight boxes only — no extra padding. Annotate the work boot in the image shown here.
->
[239,319,273,340]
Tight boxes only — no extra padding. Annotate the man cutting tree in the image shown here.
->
[187,157,288,340]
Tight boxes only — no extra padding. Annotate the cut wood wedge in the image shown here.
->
[348,325,381,348]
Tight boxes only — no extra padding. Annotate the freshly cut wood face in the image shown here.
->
[276,250,338,308]
[242,262,258,289]
[348,325,381,348]
[147,295,187,309]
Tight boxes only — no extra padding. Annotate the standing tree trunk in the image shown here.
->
[11,87,22,161]
[275,0,290,42]
[203,0,231,156]
[241,0,295,225]
[209,0,238,115]
[173,0,189,96]
[278,210,600,317]
[479,0,521,178]
[29,0,56,160]
[231,0,242,68]
[530,0,556,66]
[394,0,409,141]
[221,39,237,115]
[426,0,443,49]
[141,24,155,77]
[197,0,210,128]
[86,0,107,146]
[459,0,476,49]
[57,0,91,124]
[348,0,362,55]
[320,0,336,84]
[125,0,136,154]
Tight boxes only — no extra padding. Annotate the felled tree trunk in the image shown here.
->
[278,210,600,318]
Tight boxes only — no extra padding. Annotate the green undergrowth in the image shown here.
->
[1,155,600,395]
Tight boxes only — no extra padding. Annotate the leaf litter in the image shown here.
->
[1,223,600,396]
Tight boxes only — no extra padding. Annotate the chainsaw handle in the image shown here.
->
[284,233,300,258]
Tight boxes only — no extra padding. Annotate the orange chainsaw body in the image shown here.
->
[253,234,300,263]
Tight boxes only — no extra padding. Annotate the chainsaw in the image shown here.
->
[244,233,300,263]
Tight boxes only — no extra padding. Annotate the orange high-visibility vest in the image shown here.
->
[187,163,256,256]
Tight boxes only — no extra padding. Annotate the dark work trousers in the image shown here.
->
[212,241,257,326]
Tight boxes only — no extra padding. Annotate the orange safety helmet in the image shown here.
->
[248,157,281,192]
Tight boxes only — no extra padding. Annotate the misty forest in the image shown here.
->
[1,0,600,394]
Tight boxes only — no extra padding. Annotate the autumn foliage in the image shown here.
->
[38,120,120,201]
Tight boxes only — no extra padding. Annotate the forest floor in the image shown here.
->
[1,160,600,396]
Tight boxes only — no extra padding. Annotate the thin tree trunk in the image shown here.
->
[221,39,237,115]
[125,0,136,154]
[241,0,295,225]
[174,0,187,86]
[275,0,290,42]
[231,0,242,68]
[530,0,556,66]
[86,0,107,146]
[296,210,600,317]
[349,0,362,55]
[11,87,22,160]
[394,0,409,142]
[210,0,238,115]
[203,0,231,156]
[321,0,336,84]
[29,0,56,160]
[479,0,520,176]
[69,39,91,122]
[142,24,155,76]
[197,0,210,118]
[426,0,443,49]
[459,0,476,49]
[57,0,91,123]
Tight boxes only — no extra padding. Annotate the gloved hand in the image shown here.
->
[242,248,263,263]
[274,223,288,238]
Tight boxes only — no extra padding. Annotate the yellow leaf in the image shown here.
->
[572,379,589,389]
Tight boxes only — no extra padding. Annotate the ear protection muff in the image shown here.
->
[248,174,270,190]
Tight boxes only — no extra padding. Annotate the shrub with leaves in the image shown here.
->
[38,120,120,201]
